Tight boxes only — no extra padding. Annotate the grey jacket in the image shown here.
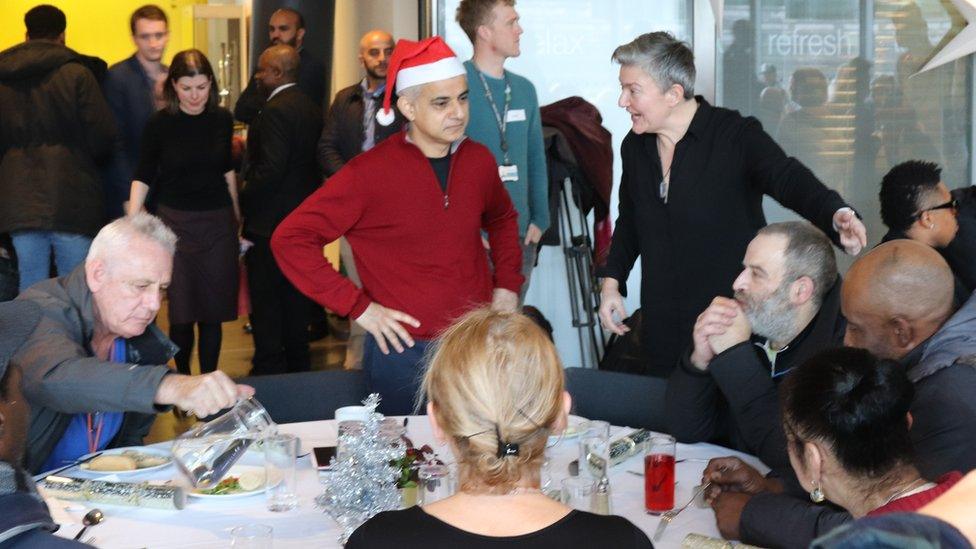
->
[14,266,176,474]
[738,292,976,548]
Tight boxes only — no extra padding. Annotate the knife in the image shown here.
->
[33,452,103,481]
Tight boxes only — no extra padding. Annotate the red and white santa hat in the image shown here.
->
[376,36,466,126]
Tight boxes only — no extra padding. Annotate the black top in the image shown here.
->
[429,153,452,193]
[316,81,405,177]
[134,107,234,211]
[346,506,654,549]
[596,97,848,376]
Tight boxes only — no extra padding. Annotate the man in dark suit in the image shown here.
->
[234,8,325,124]
[103,4,169,219]
[241,45,324,375]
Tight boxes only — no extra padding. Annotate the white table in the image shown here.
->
[46,417,768,548]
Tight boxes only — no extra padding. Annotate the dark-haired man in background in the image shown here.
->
[103,4,170,219]
[234,7,325,124]
[879,159,976,297]
[0,4,117,292]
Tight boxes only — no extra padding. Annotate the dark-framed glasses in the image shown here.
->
[914,198,958,220]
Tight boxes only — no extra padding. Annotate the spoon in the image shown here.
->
[73,509,104,541]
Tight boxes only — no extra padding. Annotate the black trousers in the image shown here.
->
[244,235,312,375]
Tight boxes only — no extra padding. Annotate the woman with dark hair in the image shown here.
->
[779,347,961,516]
[127,49,239,378]
[704,347,963,528]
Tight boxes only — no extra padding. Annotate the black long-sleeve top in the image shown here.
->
[597,97,848,375]
[133,107,233,211]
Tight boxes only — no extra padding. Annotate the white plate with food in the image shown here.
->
[79,447,172,474]
[189,465,267,499]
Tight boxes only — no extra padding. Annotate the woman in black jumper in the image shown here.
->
[128,49,239,376]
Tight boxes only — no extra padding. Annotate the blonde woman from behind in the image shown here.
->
[346,308,654,548]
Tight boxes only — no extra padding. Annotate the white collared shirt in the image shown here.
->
[268,82,297,101]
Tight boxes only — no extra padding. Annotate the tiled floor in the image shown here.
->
[145,304,348,443]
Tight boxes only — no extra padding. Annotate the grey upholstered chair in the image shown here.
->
[564,367,667,431]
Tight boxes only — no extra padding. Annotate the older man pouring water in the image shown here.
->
[13,213,253,474]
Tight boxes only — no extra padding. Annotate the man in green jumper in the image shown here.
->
[457,0,549,298]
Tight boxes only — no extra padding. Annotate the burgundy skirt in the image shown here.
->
[157,205,239,324]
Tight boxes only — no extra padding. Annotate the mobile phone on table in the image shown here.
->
[312,446,337,470]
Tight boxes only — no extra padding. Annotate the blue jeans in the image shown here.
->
[362,334,432,416]
[11,230,92,292]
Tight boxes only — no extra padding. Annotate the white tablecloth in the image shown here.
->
[45,417,768,548]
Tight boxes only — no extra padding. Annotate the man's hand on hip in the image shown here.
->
[355,302,421,355]
[154,371,254,417]
[491,288,519,313]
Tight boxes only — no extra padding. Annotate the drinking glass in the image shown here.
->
[172,398,276,488]
[578,421,610,477]
[644,434,676,513]
[230,524,272,548]
[560,476,596,511]
[418,463,456,505]
[265,433,300,512]
[581,436,611,480]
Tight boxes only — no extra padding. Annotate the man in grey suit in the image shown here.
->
[15,214,252,474]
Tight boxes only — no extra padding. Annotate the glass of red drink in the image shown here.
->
[644,434,676,513]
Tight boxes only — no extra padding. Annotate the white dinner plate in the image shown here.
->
[548,419,586,445]
[78,446,173,475]
[188,465,267,499]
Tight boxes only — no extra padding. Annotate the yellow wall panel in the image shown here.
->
[0,0,205,66]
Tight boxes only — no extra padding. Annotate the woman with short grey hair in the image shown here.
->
[596,31,867,377]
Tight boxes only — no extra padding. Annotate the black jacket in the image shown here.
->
[942,186,976,292]
[0,41,117,236]
[15,266,177,474]
[665,277,845,474]
[101,54,163,219]
[234,47,325,124]
[241,86,324,238]
[597,97,848,376]
[316,81,405,177]
[738,293,976,548]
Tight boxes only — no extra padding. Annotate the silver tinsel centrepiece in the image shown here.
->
[315,393,403,545]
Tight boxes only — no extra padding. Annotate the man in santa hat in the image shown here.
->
[271,36,523,415]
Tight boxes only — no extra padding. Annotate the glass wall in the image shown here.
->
[719,0,972,266]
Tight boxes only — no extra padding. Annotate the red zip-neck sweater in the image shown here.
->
[271,131,523,340]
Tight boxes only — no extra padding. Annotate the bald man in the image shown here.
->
[729,239,976,548]
[240,44,324,376]
[235,8,326,124]
[317,29,404,369]
[317,29,404,177]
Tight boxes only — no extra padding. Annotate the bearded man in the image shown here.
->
[664,221,845,473]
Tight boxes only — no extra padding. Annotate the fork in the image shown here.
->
[81,536,96,545]
[652,481,712,542]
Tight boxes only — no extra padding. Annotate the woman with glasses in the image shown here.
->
[347,308,653,548]
[878,160,975,304]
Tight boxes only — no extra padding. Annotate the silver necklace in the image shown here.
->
[879,478,935,507]
[657,138,673,204]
